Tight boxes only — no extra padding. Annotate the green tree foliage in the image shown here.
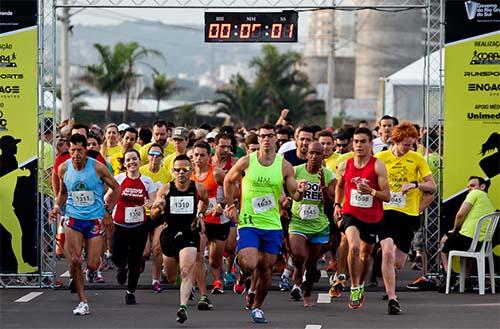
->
[216,45,323,126]
[80,43,128,123]
[117,42,164,122]
[215,74,266,127]
[140,69,179,119]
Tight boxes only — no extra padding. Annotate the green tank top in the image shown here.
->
[239,152,283,230]
[289,164,333,234]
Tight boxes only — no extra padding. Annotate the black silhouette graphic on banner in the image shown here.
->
[0,135,38,273]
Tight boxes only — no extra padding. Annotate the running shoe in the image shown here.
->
[211,279,224,294]
[176,305,188,323]
[197,295,213,311]
[116,267,127,285]
[152,281,162,293]
[328,274,346,298]
[406,276,428,290]
[388,298,401,315]
[73,301,90,315]
[224,272,236,285]
[95,271,105,283]
[250,308,268,324]
[279,275,292,291]
[85,269,97,283]
[189,286,195,300]
[233,274,247,295]
[348,288,362,309]
[290,286,303,301]
[245,292,255,310]
[125,292,136,305]
[68,278,76,293]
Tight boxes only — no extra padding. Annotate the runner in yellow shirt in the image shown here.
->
[375,121,436,315]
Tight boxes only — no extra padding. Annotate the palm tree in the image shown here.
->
[215,74,265,127]
[117,42,164,122]
[80,43,128,122]
[56,85,89,113]
[140,70,179,119]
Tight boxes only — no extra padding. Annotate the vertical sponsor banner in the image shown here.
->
[0,0,39,274]
[443,0,500,265]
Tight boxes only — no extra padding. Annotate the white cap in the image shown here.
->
[206,131,217,140]
[118,123,130,131]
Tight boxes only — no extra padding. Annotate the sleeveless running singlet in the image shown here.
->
[64,157,105,220]
[164,181,199,232]
[192,166,223,224]
[239,152,283,230]
[342,157,383,223]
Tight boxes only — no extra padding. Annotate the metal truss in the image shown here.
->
[3,0,442,287]
[57,0,427,9]
[423,0,442,278]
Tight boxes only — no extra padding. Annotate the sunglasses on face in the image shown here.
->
[172,166,192,173]
[258,133,276,139]
[336,143,348,147]
[148,151,163,157]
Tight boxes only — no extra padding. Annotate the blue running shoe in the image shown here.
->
[279,275,292,291]
[224,272,236,285]
[251,308,268,324]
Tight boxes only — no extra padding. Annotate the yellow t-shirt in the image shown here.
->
[105,144,140,162]
[334,152,355,176]
[162,152,177,173]
[104,145,121,162]
[139,165,173,216]
[459,189,495,240]
[375,150,432,216]
[110,151,125,175]
[139,142,175,166]
[324,153,340,173]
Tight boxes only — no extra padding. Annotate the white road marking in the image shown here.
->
[14,292,43,303]
[317,293,331,304]
[320,270,328,278]
[60,271,70,278]
[305,325,322,329]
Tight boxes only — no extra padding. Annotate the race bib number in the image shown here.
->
[298,204,320,220]
[71,191,95,207]
[252,194,276,214]
[207,198,217,212]
[170,196,194,214]
[350,190,373,208]
[384,192,406,208]
[125,206,144,223]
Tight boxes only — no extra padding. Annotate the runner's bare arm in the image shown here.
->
[151,183,170,219]
[96,161,121,210]
[213,167,226,186]
[334,161,346,221]
[223,155,249,207]
[374,159,391,202]
[282,160,306,201]
[50,163,68,222]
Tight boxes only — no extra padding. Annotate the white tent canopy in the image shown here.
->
[382,50,443,124]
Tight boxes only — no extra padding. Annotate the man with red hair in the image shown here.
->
[375,121,436,315]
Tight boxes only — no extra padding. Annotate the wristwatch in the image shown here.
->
[105,207,113,215]
[411,181,419,189]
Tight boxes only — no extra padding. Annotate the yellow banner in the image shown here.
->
[443,31,500,208]
[0,27,39,274]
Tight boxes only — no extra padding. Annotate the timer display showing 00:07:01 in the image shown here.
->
[207,23,294,39]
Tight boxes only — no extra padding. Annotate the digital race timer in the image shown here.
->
[204,11,298,43]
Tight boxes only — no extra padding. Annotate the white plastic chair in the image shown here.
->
[446,211,500,295]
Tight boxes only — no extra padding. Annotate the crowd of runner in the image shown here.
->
[46,110,446,323]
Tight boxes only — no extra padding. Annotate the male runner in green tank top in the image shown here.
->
[224,123,306,324]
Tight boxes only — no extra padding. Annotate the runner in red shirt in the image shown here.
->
[334,127,390,310]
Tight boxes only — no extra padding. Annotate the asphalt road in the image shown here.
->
[1,261,499,329]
